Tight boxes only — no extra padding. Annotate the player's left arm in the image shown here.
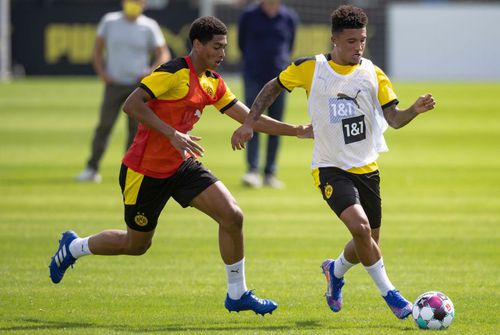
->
[376,66,436,129]
[224,100,312,150]
[383,94,436,129]
[230,78,286,149]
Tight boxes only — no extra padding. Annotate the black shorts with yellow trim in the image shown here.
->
[119,158,219,232]
[312,167,382,229]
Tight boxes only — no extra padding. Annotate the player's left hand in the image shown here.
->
[413,93,436,114]
[231,124,254,150]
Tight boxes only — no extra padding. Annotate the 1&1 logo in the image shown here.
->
[328,90,361,123]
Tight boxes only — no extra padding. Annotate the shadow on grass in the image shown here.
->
[0,318,414,333]
[0,318,309,333]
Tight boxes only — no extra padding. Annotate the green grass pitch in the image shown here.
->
[0,77,499,334]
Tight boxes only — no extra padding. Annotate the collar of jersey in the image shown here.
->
[324,53,361,76]
[329,60,360,76]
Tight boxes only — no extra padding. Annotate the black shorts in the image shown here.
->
[119,158,219,232]
[316,167,382,229]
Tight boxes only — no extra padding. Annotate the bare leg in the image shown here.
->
[327,204,410,318]
[88,226,155,256]
[339,204,380,266]
[190,181,249,300]
[190,181,244,264]
[343,228,380,264]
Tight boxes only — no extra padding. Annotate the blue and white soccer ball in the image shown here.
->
[412,291,455,330]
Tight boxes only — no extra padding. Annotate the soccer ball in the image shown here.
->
[412,291,455,330]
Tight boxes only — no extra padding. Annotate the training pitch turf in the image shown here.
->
[0,77,499,334]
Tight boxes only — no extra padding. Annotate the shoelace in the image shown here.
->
[387,291,409,308]
[247,290,268,304]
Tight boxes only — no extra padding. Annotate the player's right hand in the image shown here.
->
[171,131,204,159]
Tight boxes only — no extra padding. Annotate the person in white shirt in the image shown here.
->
[76,0,170,183]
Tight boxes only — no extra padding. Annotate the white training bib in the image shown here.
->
[308,54,388,170]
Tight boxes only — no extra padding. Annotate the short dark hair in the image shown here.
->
[331,5,368,34]
[189,16,227,44]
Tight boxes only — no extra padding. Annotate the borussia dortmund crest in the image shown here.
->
[324,184,333,199]
[134,212,148,226]
[204,85,214,96]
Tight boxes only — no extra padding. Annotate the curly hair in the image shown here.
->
[189,16,228,44]
[330,5,368,34]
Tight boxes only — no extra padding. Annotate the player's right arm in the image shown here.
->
[123,87,204,159]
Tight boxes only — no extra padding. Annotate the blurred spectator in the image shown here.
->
[76,0,170,183]
[238,0,298,188]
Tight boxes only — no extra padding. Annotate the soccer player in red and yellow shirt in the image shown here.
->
[49,16,311,315]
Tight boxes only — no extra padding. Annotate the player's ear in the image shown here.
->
[331,35,336,46]
[192,39,203,51]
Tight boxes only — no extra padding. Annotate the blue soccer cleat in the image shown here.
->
[383,289,413,319]
[224,290,278,316]
[49,230,78,284]
[321,259,345,312]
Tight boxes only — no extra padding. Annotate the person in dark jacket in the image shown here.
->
[238,0,298,188]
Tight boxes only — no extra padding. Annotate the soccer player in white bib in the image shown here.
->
[231,5,436,319]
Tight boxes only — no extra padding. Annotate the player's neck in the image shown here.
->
[188,52,208,76]
[330,51,346,66]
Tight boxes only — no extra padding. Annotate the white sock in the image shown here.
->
[333,251,356,278]
[225,258,247,300]
[364,257,395,296]
[68,237,92,259]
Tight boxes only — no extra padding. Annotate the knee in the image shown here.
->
[219,205,244,232]
[127,240,152,255]
[350,219,372,240]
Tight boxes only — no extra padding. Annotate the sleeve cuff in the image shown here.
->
[139,83,156,99]
[381,99,399,109]
[219,98,238,113]
[276,76,291,93]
